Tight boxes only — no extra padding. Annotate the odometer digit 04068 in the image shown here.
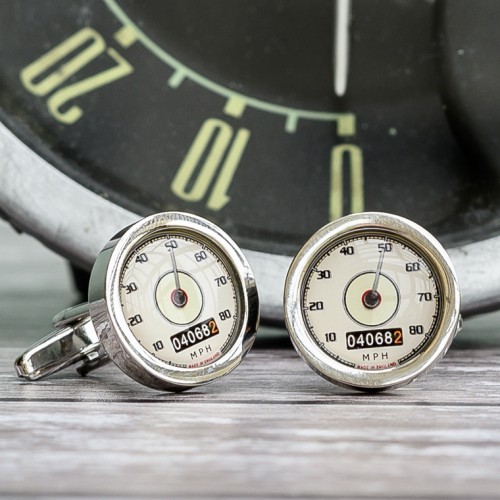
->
[284,212,461,391]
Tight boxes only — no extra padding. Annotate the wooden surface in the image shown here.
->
[1,220,500,498]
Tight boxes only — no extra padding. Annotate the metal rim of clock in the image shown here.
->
[89,211,258,389]
[0,122,499,320]
[283,212,461,390]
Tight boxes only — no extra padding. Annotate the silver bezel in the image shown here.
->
[89,212,259,391]
[284,212,461,391]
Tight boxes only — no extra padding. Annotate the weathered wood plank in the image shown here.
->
[2,347,500,406]
[1,348,500,498]
[0,401,499,498]
[2,220,500,497]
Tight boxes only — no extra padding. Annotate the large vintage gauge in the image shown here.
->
[0,0,499,321]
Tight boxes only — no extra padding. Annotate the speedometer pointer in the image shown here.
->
[363,245,386,309]
[169,246,188,308]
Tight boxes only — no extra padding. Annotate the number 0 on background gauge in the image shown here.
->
[284,212,461,391]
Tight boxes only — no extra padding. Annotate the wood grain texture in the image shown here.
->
[1,221,500,497]
[2,348,500,498]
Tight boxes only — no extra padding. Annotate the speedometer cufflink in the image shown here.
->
[15,212,259,391]
[284,212,461,391]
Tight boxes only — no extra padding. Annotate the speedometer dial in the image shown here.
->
[303,235,439,370]
[88,211,259,390]
[119,232,239,369]
[284,212,461,390]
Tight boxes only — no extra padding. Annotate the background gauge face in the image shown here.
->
[285,213,460,390]
[302,235,440,371]
[1,0,500,320]
[119,233,238,369]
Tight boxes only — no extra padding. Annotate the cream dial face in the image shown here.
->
[302,235,441,370]
[119,233,238,368]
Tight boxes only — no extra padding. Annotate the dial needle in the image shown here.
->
[363,245,385,309]
[372,246,385,295]
[170,247,181,290]
[333,0,351,97]
[169,247,187,307]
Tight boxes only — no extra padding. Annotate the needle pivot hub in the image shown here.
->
[171,288,188,308]
[362,289,381,309]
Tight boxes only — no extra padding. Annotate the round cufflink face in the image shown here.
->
[89,212,259,390]
[284,212,461,391]
[16,212,259,392]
